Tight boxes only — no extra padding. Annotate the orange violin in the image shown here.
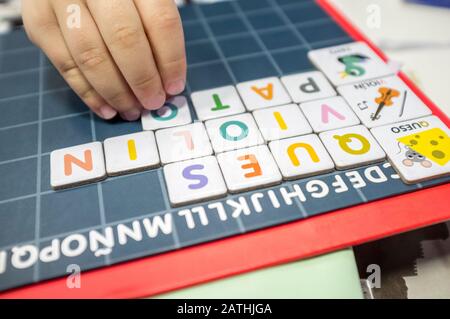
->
[371,86,400,120]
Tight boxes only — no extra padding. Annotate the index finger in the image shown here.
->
[86,0,166,110]
[135,0,187,96]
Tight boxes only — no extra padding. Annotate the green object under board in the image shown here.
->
[154,249,363,299]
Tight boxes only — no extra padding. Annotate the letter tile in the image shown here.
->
[236,77,291,111]
[216,145,282,193]
[163,156,227,206]
[191,85,246,120]
[156,122,213,164]
[319,125,385,169]
[205,113,264,153]
[253,104,312,141]
[50,142,106,189]
[269,134,335,179]
[104,131,160,176]
[281,71,336,103]
[300,96,360,133]
[141,96,192,130]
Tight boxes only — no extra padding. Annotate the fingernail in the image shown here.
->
[166,79,185,95]
[121,109,141,121]
[143,91,166,110]
[99,105,117,120]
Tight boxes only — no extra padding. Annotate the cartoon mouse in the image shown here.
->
[401,145,432,168]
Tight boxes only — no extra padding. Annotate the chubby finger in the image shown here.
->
[22,0,117,120]
[51,0,142,121]
[86,0,166,110]
[135,0,187,96]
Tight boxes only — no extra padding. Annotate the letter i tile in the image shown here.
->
[253,104,312,141]
[163,156,227,206]
[217,145,282,193]
[50,142,106,189]
[104,131,160,176]
[319,125,385,169]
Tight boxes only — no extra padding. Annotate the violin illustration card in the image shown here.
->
[338,75,432,128]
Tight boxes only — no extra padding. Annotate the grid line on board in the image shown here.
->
[89,111,111,265]
[192,4,237,84]
[231,0,283,76]
[0,0,317,54]
[157,168,181,249]
[32,52,44,281]
[267,0,312,50]
[181,1,317,26]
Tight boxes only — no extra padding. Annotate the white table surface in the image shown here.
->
[331,0,450,116]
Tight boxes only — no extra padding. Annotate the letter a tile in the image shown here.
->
[237,77,292,111]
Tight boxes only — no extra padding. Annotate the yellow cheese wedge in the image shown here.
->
[397,128,450,166]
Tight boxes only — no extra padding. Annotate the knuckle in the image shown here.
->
[26,20,57,46]
[77,46,107,70]
[163,55,187,73]
[78,87,98,103]
[153,10,180,30]
[105,90,133,110]
[36,19,58,35]
[160,56,187,83]
[58,58,80,79]
[109,25,142,49]
[131,71,160,91]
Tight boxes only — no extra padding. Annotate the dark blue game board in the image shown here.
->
[0,0,449,292]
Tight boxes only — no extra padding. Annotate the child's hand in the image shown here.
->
[22,0,186,121]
